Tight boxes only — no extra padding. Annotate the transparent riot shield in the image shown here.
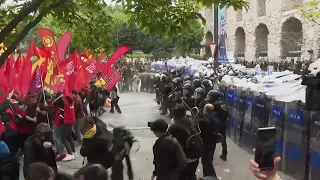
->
[269,100,285,171]
[308,110,320,180]
[250,93,272,151]
[282,101,308,180]
[239,90,254,152]
[234,88,246,144]
[225,85,234,137]
[230,85,239,141]
[220,84,227,104]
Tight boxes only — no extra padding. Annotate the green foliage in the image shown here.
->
[0,0,250,67]
[300,0,320,25]
[173,20,204,56]
[116,0,249,36]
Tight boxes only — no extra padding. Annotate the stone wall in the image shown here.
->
[202,0,320,62]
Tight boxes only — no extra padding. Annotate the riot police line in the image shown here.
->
[218,70,320,180]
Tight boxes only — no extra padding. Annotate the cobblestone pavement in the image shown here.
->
[21,92,295,180]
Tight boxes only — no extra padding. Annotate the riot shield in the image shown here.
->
[239,90,254,151]
[282,101,308,180]
[269,100,285,171]
[234,88,246,144]
[308,110,320,180]
[250,93,272,151]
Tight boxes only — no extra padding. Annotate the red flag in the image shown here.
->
[64,73,76,99]
[101,66,120,91]
[15,58,32,98]
[41,59,49,79]
[14,55,22,73]
[74,61,97,91]
[58,51,79,76]
[34,46,50,59]
[0,68,10,93]
[57,32,72,60]
[25,39,35,62]
[4,56,17,91]
[104,45,130,68]
[4,57,13,78]
[38,28,60,62]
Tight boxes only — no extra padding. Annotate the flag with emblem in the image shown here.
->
[38,28,61,63]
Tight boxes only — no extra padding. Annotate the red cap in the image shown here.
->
[0,121,5,133]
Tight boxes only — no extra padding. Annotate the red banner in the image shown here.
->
[15,58,32,98]
[25,39,35,62]
[58,51,79,76]
[104,45,130,70]
[102,66,120,91]
[57,32,72,60]
[38,28,60,62]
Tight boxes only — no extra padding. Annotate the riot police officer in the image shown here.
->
[194,87,206,117]
[181,83,195,109]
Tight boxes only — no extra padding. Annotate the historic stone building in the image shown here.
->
[201,0,320,62]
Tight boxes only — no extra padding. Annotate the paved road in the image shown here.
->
[22,92,294,179]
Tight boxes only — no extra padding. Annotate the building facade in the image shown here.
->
[201,0,320,62]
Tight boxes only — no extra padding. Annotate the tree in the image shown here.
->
[174,20,204,56]
[0,0,113,66]
[0,0,249,67]
[117,0,249,36]
[300,0,320,25]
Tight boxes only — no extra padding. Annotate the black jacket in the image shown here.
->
[23,135,57,178]
[80,124,114,169]
[168,116,195,159]
[199,112,219,146]
[153,132,180,179]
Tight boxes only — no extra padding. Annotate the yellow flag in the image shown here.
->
[32,57,45,72]
[45,59,56,84]
[94,77,106,87]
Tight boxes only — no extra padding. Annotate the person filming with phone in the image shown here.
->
[249,127,281,180]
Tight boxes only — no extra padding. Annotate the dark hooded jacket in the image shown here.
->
[23,135,57,178]
[199,112,220,146]
[80,121,114,169]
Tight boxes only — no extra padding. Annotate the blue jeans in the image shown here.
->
[52,123,65,154]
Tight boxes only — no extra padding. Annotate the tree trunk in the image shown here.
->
[0,0,46,43]
[0,13,45,67]
[0,0,65,67]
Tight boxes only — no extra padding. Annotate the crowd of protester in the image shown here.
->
[0,61,282,180]
[0,80,130,180]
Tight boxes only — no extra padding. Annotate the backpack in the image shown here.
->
[184,116,204,159]
[166,136,187,171]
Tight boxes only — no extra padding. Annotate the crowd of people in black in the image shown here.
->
[150,70,282,180]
